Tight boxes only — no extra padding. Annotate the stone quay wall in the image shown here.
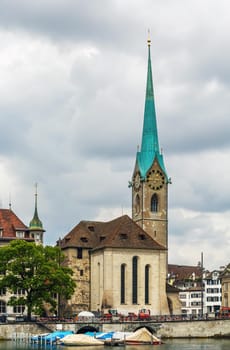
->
[0,319,230,340]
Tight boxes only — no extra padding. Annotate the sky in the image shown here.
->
[0,0,230,271]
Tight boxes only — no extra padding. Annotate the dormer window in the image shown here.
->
[100,236,105,242]
[88,226,95,232]
[80,237,88,243]
[119,233,128,240]
[16,231,25,238]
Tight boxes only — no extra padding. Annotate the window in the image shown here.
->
[120,264,126,304]
[151,194,158,212]
[135,194,140,214]
[139,234,146,240]
[35,233,41,241]
[80,270,84,277]
[0,288,6,296]
[16,289,26,295]
[80,237,88,242]
[145,265,150,304]
[77,248,82,259]
[191,293,201,298]
[132,256,138,304]
[16,231,25,238]
[0,300,6,313]
[88,226,95,232]
[180,294,186,299]
[119,233,128,240]
[0,229,3,237]
[13,305,25,314]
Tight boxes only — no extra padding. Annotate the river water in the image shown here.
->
[1,339,230,350]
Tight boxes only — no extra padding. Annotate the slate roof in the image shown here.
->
[0,209,30,240]
[59,214,165,251]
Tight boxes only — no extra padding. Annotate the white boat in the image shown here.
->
[61,334,104,346]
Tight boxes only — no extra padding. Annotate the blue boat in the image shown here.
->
[32,330,74,344]
[85,331,115,340]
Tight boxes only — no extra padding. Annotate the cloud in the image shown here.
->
[0,0,230,271]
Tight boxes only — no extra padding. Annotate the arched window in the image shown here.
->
[145,265,150,304]
[120,264,126,304]
[132,256,138,304]
[151,194,158,212]
[135,194,140,214]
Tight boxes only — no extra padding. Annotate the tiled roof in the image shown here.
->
[168,264,202,281]
[220,264,230,278]
[59,215,165,251]
[0,209,29,238]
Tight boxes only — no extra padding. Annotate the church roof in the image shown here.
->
[0,209,30,238]
[59,215,165,251]
[136,39,168,179]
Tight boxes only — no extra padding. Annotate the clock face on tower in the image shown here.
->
[147,169,164,190]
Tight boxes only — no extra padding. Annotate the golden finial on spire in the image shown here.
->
[147,29,151,46]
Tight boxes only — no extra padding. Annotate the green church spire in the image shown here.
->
[136,38,167,179]
[29,183,43,231]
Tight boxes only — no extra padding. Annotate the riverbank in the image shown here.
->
[0,318,230,340]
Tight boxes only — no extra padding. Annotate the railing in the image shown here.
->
[1,313,230,324]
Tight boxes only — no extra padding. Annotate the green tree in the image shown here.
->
[0,240,76,320]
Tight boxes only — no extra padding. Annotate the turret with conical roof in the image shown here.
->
[131,37,169,249]
[29,184,45,244]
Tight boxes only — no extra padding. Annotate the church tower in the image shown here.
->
[131,38,170,249]
[29,184,45,244]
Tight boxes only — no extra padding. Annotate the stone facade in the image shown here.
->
[61,215,173,316]
[64,247,90,313]
[90,248,169,315]
[132,159,168,248]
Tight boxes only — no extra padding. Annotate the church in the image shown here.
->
[59,39,180,317]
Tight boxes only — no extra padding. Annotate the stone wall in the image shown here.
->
[0,319,230,340]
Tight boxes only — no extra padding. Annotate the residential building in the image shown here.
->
[168,264,203,317]
[220,264,230,308]
[0,190,44,318]
[203,270,222,314]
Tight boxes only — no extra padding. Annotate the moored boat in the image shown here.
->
[61,333,104,346]
[35,330,74,344]
[125,327,162,345]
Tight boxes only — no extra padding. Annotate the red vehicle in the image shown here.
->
[219,307,230,318]
[138,308,151,320]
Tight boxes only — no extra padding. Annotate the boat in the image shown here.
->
[31,333,50,343]
[85,331,115,340]
[125,327,162,345]
[60,333,104,346]
[40,330,74,343]
[103,331,134,346]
